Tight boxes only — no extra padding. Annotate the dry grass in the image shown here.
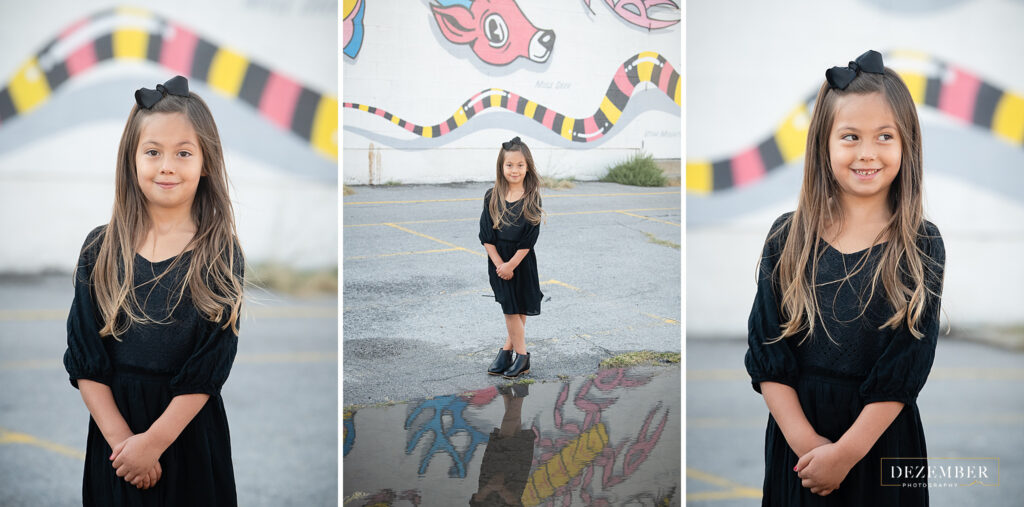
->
[249,263,337,296]
[643,232,680,250]
[343,185,355,196]
[599,351,680,369]
[540,176,575,189]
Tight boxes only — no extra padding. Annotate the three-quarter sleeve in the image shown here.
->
[515,196,541,250]
[745,213,800,393]
[64,226,112,389]
[168,254,243,397]
[479,188,496,245]
[859,223,945,404]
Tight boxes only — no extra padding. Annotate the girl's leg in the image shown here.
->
[504,314,526,354]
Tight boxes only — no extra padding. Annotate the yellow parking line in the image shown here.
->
[615,210,680,226]
[345,247,462,260]
[541,279,582,291]
[344,191,679,205]
[0,426,85,460]
[383,223,485,258]
[344,208,679,228]
[686,467,762,501]
[642,313,679,325]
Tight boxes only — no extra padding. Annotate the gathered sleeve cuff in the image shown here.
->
[478,188,496,245]
[64,226,112,389]
[745,213,800,393]
[859,224,945,404]
[168,254,243,397]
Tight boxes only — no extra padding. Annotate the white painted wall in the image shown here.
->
[0,0,338,273]
[342,0,682,184]
[688,0,1024,335]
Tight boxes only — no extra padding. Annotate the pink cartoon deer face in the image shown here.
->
[431,0,555,66]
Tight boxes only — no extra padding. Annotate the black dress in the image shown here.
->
[478,189,543,316]
[745,213,945,506]
[64,226,240,507]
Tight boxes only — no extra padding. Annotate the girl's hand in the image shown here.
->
[794,443,855,496]
[110,433,164,485]
[496,262,515,280]
[129,462,162,490]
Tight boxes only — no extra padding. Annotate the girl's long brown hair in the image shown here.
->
[86,92,243,339]
[488,140,543,228]
[767,67,942,344]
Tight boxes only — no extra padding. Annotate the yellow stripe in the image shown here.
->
[523,100,538,119]
[775,104,810,163]
[637,50,658,62]
[357,103,369,112]
[112,28,148,59]
[685,160,712,194]
[453,107,468,126]
[560,116,574,140]
[992,92,1024,145]
[391,115,401,125]
[899,71,927,105]
[8,58,51,113]
[310,96,338,159]
[116,5,152,16]
[0,427,85,460]
[522,423,608,506]
[674,76,681,106]
[422,125,432,138]
[599,96,622,124]
[637,60,654,83]
[489,92,501,108]
[207,47,249,97]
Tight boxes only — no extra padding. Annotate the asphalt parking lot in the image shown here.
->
[342,181,682,405]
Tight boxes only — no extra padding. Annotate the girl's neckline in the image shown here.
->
[820,238,888,256]
[135,249,194,265]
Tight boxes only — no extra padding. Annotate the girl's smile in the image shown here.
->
[828,92,901,204]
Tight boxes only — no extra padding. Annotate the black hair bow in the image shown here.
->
[502,136,522,150]
[135,75,190,109]
[825,50,885,90]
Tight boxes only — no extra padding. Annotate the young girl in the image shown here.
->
[479,136,544,379]
[64,75,243,505]
[744,50,946,505]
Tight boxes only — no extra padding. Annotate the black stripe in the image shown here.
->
[924,76,942,108]
[499,94,508,109]
[533,104,547,123]
[649,63,662,86]
[94,33,113,62]
[190,38,218,81]
[593,109,610,131]
[757,136,785,173]
[238,62,270,109]
[605,81,629,110]
[623,54,640,69]
[464,105,477,120]
[446,117,457,131]
[0,88,16,122]
[972,81,1002,128]
[397,119,406,128]
[367,106,377,114]
[625,66,640,86]
[552,114,564,134]
[712,159,733,191]
[572,118,586,141]
[290,87,319,139]
[43,60,69,90]
[384,112,394,120]
[413,125,423,135]
[514,96,526,114]
[667,72,679,101]
[146,32,163,62]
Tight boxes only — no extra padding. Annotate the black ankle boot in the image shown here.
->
[487,349,513,375]
[502,352,530,379]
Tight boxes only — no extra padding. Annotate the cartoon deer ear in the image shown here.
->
[431,3,476,44]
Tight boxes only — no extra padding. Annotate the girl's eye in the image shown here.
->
[841,134,858,141]
[178,151,192,158]
[145,149,159,156]
[878,133,894,141]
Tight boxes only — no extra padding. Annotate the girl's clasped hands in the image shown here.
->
[110,433,164,490]
[794,438,856,497]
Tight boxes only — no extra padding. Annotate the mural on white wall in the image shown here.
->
[343,0,366,60]
[582,0,680,30]
[430,0,556,66]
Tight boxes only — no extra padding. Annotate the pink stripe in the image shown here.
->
[938,67,980,124]
[259,72,302,129]
[506,92,519,110]
[439,122,449,135]
[404,121,415,132]
[59,17,90,39]
[343,102,352,107]
[586,131,603,142]
[584,116,597,134]
[658,63,674,93]
[614,65,635,96]
[473,99,485,114]
[65,40,97,76]
[374,109,386,117]
[731,146,765,187]
[159,24,198,77]
[541,108,556,129]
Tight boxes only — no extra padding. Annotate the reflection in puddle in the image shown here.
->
[344,367,680,506]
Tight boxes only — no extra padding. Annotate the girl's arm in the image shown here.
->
[505,248,530,268]
[835,401,903,461]
[759,382,831,457]
[483,243,504,266]
[111,394,209,480]
[78,379,133,448]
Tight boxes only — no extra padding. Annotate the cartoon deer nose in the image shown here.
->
[529,29,555,63]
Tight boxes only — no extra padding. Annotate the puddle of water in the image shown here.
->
[343,367,680,506]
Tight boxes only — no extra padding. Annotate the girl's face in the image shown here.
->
[502,150,528,186]
[828,92,901,205]
[135,112,203,213]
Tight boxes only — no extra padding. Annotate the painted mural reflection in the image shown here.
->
[343,367,680,506]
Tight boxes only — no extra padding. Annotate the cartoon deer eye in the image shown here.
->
[483,14,508,48]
